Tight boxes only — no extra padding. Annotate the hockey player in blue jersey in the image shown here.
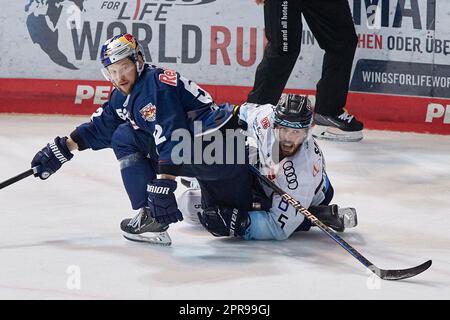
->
[30,33,256,246]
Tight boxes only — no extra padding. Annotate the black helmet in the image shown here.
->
[274,94,313,129]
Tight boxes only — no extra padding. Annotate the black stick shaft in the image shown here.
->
[0,169,34,190]
[249,166,376,271]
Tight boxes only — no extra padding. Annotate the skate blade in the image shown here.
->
[312,125,363,142]
[122,231,172,246]
[338,207,358,228]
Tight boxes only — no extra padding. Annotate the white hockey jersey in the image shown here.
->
[239,102,330,240]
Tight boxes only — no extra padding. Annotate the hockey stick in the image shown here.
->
[249,165,432,280]
[0,167,38,190]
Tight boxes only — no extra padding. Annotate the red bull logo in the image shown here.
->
[140,103,157,122]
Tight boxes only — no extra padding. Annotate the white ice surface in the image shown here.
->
[0,114,449,300]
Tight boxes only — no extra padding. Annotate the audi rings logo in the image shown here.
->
[283,161,298,190]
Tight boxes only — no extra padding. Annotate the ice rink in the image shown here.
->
[0,114,449,299]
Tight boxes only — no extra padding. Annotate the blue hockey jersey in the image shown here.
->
[73,64,234,174]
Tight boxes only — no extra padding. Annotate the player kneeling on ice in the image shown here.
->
[178,94,358,240]
[29,33,254,246]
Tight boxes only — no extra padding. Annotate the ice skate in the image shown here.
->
[338,207,358,229]
[313,205,358,232]
[312,110,363,142]
[121,207,172,246]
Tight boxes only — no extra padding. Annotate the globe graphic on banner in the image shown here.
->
[25,0,86,70]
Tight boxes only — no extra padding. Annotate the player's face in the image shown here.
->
[106,58,137,94]
[276,126,308,157]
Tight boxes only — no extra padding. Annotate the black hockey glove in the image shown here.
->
[198,206,250,237]
[222,104,248,131]
[31,136,74,180]
[233,105,249,130]
[147,179,183,225]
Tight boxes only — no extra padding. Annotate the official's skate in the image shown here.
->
[313,110,363,142]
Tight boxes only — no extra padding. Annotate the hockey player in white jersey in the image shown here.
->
[179,94,357,240]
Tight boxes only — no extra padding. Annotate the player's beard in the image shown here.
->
[117,81,133,95]
[111,70,138,95]
[279,141,302,159]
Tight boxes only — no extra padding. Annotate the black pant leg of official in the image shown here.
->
[247,0,303,105]
[301,0,358,116]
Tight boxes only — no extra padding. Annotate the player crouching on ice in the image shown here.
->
[178,94,358,240]
[29,33,256,246]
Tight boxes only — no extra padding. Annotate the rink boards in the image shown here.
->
[0,0,450,134]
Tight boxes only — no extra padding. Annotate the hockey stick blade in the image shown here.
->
[376,260,432,281]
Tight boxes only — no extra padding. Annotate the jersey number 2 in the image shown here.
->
[153,124,167,146]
